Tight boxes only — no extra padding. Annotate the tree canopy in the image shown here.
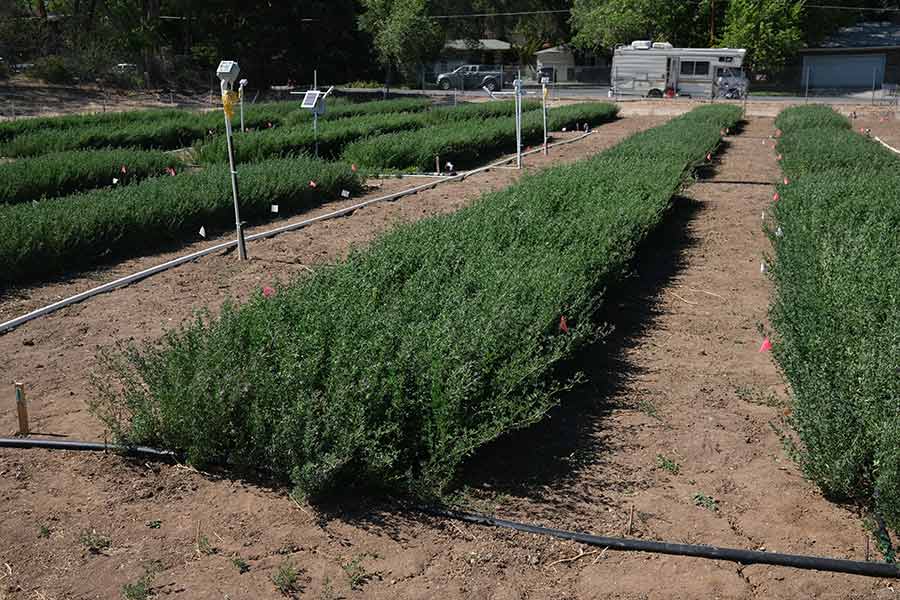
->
[2,0,898,84]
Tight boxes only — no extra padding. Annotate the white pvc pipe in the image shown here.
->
[0,131,594,335]
[874,135,900,155]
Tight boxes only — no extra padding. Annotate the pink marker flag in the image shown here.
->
[783,177,789,185]
[759,338,773,353]
[309,180,317,188]
[773,192,780,202]
[262,286,275,298]
[559,316,569,334]
[121,165,128,174]
[351,164,358,172]
[706,152,712,161]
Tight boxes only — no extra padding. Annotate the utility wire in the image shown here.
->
[427,3,900,19]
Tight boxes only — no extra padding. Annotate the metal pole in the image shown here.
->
[314,69,317,91]
[239,88,245,132]
[542,82,549,155]
[804,66,810,103]
[872,66,877,106]
[313,112,319,158]
[222,87,248,261]
[515,78,523,169]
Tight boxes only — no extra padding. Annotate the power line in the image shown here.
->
[429,9,570,19]
[427,3,900,20]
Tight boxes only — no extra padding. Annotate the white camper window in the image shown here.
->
[680,61,710,77]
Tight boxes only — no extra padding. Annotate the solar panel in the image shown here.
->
[301,91,321,109]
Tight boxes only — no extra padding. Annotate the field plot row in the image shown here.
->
[0,100,616,286]
[91,105,742,500]
[193,99,542,164]
[0,156,362,287]
[0,97,432,157]
[772,106,900,531]
[343,102,619,172]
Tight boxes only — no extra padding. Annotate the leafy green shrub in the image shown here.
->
[0,149,181,203]
[0,118,210,157]
[771,105,900,531]
[31,55,74,84]
[91,105,740,500]
[774,105,851,134]
[0,156,362,286]
[0,108,187,143]
[281,98,431,127]
[195,101,538,165]
[194,112,430,164]
[341,102,619,172]
[0,99,422,157]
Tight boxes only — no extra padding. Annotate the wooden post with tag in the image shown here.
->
[15,382,29,436]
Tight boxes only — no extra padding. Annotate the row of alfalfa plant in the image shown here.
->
[0,100,538,204]
[90,104,742,501]
[0,97,432,157]
[771,105,899,535]
[0,100,616,287]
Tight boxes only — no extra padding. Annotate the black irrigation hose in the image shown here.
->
[3,437,896,578]
[423,508,900,579]
[0,436,176,459]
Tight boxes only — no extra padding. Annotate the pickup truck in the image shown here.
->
[436,65,503,91]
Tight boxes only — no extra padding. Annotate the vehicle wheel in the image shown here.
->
[439,79,451,90]
[484,79,497,92]
[647,89,663,98]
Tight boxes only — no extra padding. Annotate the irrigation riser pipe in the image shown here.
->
[0,131,594,336]
[424,508,900,579]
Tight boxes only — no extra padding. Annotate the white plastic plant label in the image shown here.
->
[271,204,279,213]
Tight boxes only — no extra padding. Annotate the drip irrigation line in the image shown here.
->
[0,436,176,459]
[424,508,900,579]
[2,432,895,578]
[0,131,594,336]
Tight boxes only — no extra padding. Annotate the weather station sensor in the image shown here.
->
[216,60,240,84]
[215,59,248,260]
[292,85,335,156]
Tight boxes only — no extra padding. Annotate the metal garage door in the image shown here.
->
[802,54,886,89]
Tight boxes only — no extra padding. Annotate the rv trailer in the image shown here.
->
[610,41,748,99]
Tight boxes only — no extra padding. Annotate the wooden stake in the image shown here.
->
[15,382,29,436]
[627,505,635,535]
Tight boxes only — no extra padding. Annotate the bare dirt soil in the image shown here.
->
[0,77,214,120]
[2,115,899,600]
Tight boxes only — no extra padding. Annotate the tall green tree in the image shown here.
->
[721,0,805,73]
[570,0,725,51]
[358,0,445,72]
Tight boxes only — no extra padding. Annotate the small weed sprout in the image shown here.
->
[231,556,251,574]
[80,529,111,554]
[656,454,680,475]
[693,493,718,512]
[272,560,303,595]
[37,524,51,538]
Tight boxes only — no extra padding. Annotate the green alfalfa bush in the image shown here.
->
[193,112,431,164]
[771,105,900,531]
[341,102,619,172]
[774,104,851,134]
[90,104,739,500]
[0,156,363,287]
[0,101,308,157]
[0,149,181,204]
[281,97,431,127]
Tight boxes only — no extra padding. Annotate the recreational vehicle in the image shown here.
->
[610,41,748,99]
